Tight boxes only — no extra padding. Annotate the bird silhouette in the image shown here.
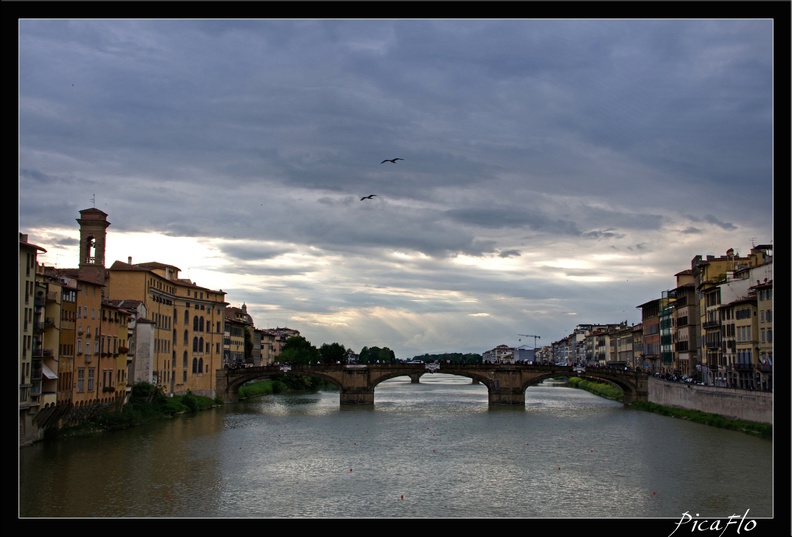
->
[361,194,377,201]
[380,158,404,164]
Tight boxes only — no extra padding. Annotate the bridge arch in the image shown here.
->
[217,367,346,404]
[515,370,643,405]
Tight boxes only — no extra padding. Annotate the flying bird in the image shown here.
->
[381,158,404,164]
[361,194,377,201]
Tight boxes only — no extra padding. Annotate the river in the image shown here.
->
[18,374,776,532]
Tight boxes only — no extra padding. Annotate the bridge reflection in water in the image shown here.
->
[216,363,649,406]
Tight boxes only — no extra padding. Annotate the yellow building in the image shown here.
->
[66,208,227,398]
[72,276,106,405]
[107,260,227,397]
[99,301,130,405]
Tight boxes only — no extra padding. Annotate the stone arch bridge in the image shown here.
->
[216,363,649,406]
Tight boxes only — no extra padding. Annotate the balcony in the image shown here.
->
[702,320,720,330]
[47,291,59,302]
[734,363,753,371]
[102,386,116,393]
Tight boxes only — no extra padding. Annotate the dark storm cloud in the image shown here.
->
[18,18,775,357]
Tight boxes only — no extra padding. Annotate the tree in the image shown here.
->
[358,346,395,364]
[244,329,253,362]
[278,335,321,364]
[319,342,347,364]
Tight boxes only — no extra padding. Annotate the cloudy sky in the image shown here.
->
[18,18,776,359]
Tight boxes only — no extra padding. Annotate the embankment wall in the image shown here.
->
[648,378,772,424]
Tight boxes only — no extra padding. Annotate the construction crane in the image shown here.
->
[518,334,541,349]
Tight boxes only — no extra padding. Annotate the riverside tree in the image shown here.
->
[319,342,347,364]
[278,335,321,364]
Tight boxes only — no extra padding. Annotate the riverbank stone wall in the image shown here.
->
[648,378,771,424]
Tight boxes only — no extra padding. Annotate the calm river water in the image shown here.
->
[18,374,776,529]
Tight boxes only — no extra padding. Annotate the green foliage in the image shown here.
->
[239,377,333,399]
[411,352,483,364]
[181,391,199,412]
[97,405,143,431]
[129,381,168,405]
[279,335,321,364]
[358,345,396,364]
[59,382,222,438]
[567,376,623,401]
[244,329,253,360]
[279,374,325,391]
[239,379,287,398]
[319,342,347,364]
[161,397,190,415]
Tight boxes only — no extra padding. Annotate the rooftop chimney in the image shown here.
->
[128,256,132,264]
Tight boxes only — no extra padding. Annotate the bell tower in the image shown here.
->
[77,208,110,284]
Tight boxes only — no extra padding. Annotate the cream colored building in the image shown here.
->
[753,279,773,391]
[692,245,772,385]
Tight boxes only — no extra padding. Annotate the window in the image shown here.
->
[183,330,189,346]
[183,351,188,368]
[184,309,189,324]
[77,369,85,392]
[87,368,95,391]
[766,309,772,322]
